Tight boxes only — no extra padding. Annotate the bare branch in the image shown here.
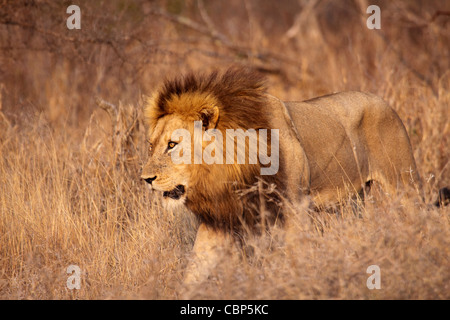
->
[0,19,128,62]
[197,0,231,45]
[146,7,300,74]
[147,7,232,46]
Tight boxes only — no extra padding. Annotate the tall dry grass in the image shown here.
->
[0,0,449,299]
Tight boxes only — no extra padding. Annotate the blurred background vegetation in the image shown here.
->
[0,0,449,299]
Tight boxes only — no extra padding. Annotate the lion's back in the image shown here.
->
[283,91,413,204]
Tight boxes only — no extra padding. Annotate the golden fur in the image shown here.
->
[141,66,424,283]
[142,67,422,227]
[142,68,283,232]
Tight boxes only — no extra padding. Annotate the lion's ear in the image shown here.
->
[200,106,220,129]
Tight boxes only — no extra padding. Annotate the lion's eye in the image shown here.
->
[147,141,153,151]
[168,141,177,149]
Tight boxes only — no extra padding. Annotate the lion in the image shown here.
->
[141,67,439,283]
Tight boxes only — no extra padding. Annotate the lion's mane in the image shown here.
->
[144,67,284,232]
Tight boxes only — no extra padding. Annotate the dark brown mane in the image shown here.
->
[150,66,271,131]
[144,66,284,234]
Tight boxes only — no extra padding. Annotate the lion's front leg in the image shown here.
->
[183,223,232,285]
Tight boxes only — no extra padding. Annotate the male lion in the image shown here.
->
[141,67,425,283]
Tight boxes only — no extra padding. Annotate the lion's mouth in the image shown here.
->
[163,185,185,200]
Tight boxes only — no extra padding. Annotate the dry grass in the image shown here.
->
[0,0,449,299]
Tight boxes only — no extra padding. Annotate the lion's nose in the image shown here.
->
[143,176,157,185]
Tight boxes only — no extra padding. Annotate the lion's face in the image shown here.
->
[141,67,282,230]
[141,114,193,204]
